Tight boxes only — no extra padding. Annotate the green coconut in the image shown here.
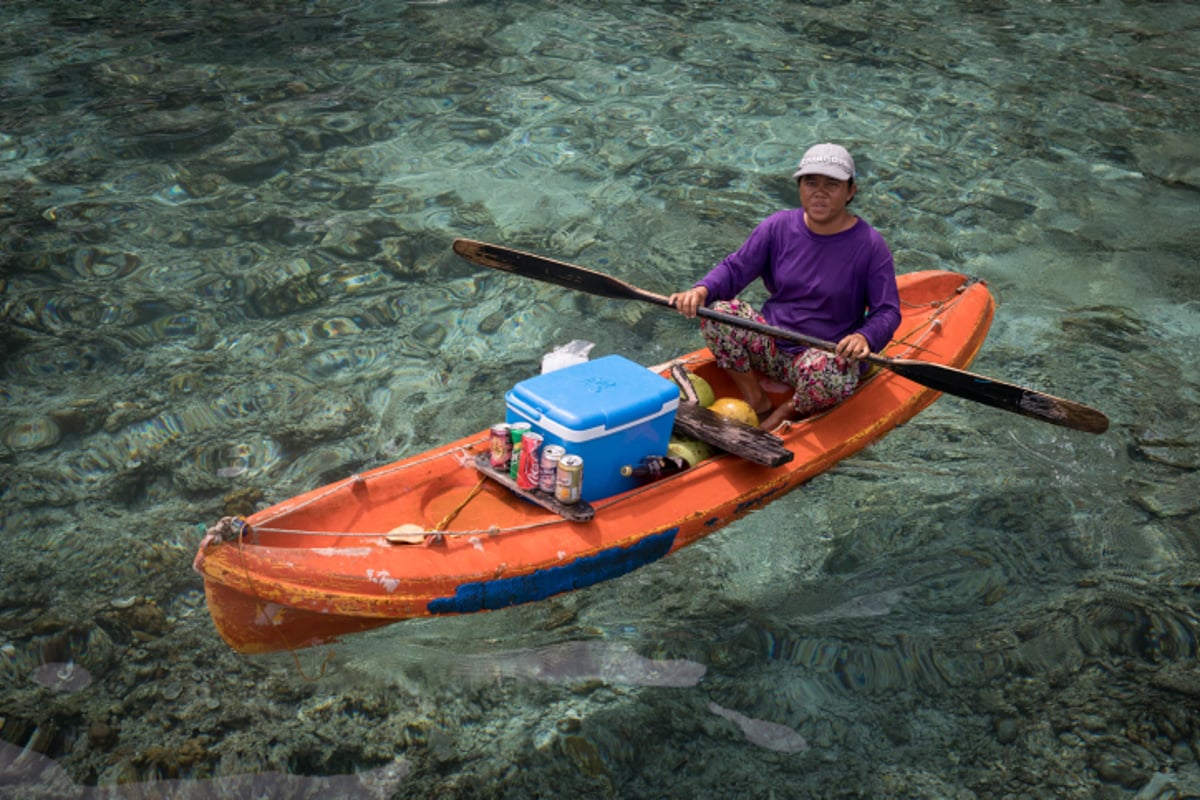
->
[668,436,714,467]
[679,372,716,407]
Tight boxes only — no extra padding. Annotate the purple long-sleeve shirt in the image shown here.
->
[696,209,901,355]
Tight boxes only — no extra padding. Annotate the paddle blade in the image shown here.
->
[453,239,656,304]
[885,358,1110,434]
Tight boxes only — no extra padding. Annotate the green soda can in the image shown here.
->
[508,422,531,479]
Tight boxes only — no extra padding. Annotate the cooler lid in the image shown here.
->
[505,355,679,441]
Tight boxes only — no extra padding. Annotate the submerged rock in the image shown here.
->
[1131,477,1199,518]
[1133,131,1200,190]
[0,738,411,798]
[1131,427,1200,470]
[460,640,706,688]
[29,661,92,693]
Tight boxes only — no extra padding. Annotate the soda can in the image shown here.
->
[555,455,584,504]
[517,431,543,490]
[508,422,531,479]
[489,423,512,470]
[538,445,566,493]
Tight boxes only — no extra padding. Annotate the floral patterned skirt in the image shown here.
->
[699,299,861,417]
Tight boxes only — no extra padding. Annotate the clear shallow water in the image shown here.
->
[1,0,1197,797]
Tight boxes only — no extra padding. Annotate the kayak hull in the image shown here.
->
[195,270,994,654]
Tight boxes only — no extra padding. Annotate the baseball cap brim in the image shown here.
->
[791,144,855,182]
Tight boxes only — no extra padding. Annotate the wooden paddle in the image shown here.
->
[452,238,1110,435]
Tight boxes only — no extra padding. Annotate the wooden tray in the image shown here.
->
[472,454,596,522]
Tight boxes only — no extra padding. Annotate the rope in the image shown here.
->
[423,476,488,546]
[192,516,245,573]
[435,477,487,531]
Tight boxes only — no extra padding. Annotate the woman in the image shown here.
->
[669,143,901,430]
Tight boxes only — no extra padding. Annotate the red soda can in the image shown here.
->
[516,431,543,490]
[539,445,566,493]
[508,422,531,479]
[489,423,512,469]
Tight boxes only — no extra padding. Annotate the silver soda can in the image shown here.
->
[555,455,584,504]
[538,445,566,493]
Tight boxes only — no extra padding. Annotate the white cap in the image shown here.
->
[792,143,856,181]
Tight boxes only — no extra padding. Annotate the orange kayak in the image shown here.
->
[195,270,994,654]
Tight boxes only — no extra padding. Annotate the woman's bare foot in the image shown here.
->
[760,400,795,430]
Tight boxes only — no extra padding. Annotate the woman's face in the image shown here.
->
[798,175,856,230]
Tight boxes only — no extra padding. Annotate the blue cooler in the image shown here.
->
[505,355,680,501]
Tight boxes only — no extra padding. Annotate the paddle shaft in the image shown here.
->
[452,239,1109,434]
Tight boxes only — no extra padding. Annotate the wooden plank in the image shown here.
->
[673,402,794,468]
[472,454,595,522]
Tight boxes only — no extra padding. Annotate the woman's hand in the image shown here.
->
[668,286,708,318]
[834,332,870,361]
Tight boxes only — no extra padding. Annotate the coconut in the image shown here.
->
[668,436,714,467]
[708,397,759,427]
[681,372,716,407]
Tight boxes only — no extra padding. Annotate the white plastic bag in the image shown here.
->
[540,339,595,374]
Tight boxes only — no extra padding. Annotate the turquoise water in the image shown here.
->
[1,1,1198,797]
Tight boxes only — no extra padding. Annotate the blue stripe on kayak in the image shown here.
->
[427,528,678,615]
